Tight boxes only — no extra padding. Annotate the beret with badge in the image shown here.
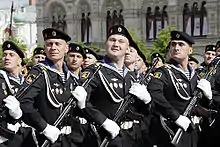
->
[42,28,71,42]
[204,45,216,53]
[107,24,133,45]
[68,43,87,59]
[171,30,195,45]
[151,52,165,63]
[33,47,45,56]
[84,47,99,60]
[215,41,220,49]
[188,55,199,64]
[2,40,25,58]
[129,40,148,66]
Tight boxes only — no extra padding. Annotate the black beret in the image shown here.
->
[129,40,147,64]
[205,45,216,52]
[188,55,199,64]
[42,28,71,42]
[130,40,140,52]
[97,54,104,60]
[107,25,133,45]
[215,41,220,49]
[171,30,195,45]
[84,47,99,59]
[2,41,25,58]
[151,52,165,63]
[33,47,45,56]
[21,59,26,66]
[68,43,86,59]
[137,50,148,66]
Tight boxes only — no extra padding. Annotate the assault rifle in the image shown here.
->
[99,58,159,147]
[171,57,220,146]
[41,65,102,147]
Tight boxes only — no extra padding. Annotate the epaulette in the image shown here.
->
[36,63,47,71]
[163,64,172,69]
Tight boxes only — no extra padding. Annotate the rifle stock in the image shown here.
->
[41,65,102,147]
[171,57,220,146]
[99,58,159,147]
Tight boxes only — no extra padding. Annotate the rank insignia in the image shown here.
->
[154,72,162,79]
[25,74,36,84]
[81,71,90,79]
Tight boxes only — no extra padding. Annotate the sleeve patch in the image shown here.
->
[154,72,162,79]
[25,74,36,84]
[81,71,90,79]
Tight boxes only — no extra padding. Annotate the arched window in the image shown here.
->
[79,0,92,44]
[183,3,191,35]
[191,2,200,36]
[146,7,154,40]
[154,6,162,39]
[200,1,208,36]
[50,3,66,32]
[106,10,112,35]
[81,12,92,44]
[162,5,168,29]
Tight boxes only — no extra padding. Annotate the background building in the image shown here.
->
[0,0,37,58]
[23,0,220,60]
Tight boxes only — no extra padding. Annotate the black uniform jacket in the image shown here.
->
[148,60,199,121]
[20,59,81,134]
[81,57,149,127]
[0,70,24,138]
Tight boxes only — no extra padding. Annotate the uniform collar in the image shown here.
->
[100,56,129,77]
[41,58,71,80]
[7,72,24,85]
[167,59,195,80]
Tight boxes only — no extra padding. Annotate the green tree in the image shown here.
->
[129,27,174,62]
[149,27,174,60]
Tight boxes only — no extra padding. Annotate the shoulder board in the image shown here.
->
[163,64,172,69]
[37,63,47,71]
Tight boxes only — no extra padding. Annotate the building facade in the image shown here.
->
[0,2,37,58]
[36,0,220,57]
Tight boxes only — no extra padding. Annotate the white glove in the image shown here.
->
[60,126,71,135]
[102,118,120,139]
[3,95,22,119]
[42,124,61,143]
[120,121,133,130]
[197,79,212,100]
[175,115,191,131]
[7,122,21,133]
[71,86,87,109]
[129,83,151,104]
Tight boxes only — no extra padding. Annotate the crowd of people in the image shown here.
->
[0,24,220,147]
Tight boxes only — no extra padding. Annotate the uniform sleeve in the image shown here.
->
[147,67,180,121]
[211,70,220,108]
[20,66,47,132]
[80,64,107,126]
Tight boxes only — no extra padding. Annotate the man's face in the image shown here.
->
[124,46,138,64]
[170,40,192,62]
[106,34,129,60]
[189,61,198,70]
[44,39,68,62]
[204,51,216,65]
[83,54,97,68]
[135,55,144,71]
[66,52,84,71]
[33,54,46,64]
[216,47,220,56]
[2,50,21,72]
